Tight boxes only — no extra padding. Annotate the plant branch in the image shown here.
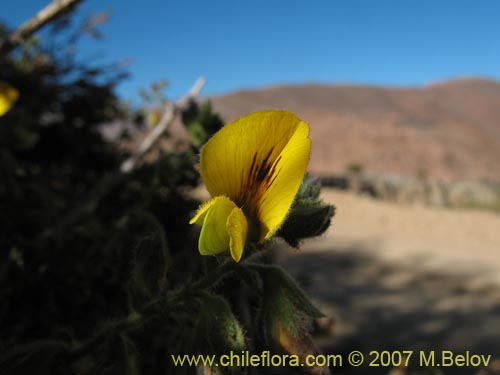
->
[67,259,235,361]
[67,311,143,360]
[0,0,84,56]
[120,76,206,173]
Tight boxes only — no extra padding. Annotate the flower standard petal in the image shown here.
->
[226,207,248,263]
[257,120,311,240]
[199,110,302,204]
[0,82,19,117]
[196,196,238,256]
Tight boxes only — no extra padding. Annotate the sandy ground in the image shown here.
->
[311,189,500,283]
[276,188,500,374]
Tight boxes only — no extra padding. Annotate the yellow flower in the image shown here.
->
[190,110,311,262]
[148,109,161,127]
[0,81,19,117]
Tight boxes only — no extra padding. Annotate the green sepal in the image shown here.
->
[278,204,335,247]
[252,265,323,346]
[278,175,335,247]
[256,265,323,319]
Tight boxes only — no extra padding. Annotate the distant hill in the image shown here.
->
[209,78,500,182]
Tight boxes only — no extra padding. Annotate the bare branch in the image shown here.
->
[120,77,207,173]
[0,0,84,55]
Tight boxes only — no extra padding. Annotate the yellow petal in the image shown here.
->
[196,196,238,256]
[226,207,248,262]
[189,196,220,226]
[258,120,311,240]
[200,110,303,203]
[197,110,311,246]
[148,111,160,127]
[0,82,19,117]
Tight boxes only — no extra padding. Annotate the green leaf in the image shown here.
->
[180,99,199,125]
[186,121,208,148]
[190,293,246,355]
[127,211,171,308]
[181,100,224,148]
[198,101,224,135]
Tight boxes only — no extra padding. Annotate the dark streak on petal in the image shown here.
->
[256,147,274,182]
[238,147,282,215]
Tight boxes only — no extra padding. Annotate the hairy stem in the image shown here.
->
[67,259,236,361]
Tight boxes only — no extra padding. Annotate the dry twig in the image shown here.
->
[120,77,206,173]
[0,0,83,55]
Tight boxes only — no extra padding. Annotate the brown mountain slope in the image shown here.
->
[209,78,500,181]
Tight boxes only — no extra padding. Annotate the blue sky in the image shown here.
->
[3,0,500,101]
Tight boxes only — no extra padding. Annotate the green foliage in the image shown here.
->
[258,265,323,321]
[0,14,197,373]
[0,340,69,375]
[138,79,169,105]
[250,263,323,361]
[0,18,132,347]
[190,293,246,355]
[126,211,171,309]
[0,9,335,375]
[182,99,224,148]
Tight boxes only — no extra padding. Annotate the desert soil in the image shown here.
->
[276,188,500,374]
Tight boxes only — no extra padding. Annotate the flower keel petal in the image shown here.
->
[189,196,221,226]
[196,196,238,256]
[226,207,248,262]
